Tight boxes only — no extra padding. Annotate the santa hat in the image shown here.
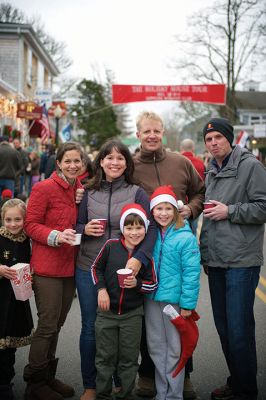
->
[150,185,178,210]
[120,203,150,233]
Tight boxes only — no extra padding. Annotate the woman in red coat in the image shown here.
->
[23,142,84,400]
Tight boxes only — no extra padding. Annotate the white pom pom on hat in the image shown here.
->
[120,203,150,233]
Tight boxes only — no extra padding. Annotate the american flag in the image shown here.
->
[236,130,250,148]
[39,104,51,144]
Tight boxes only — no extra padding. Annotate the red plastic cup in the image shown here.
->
[97,219,107,231]
[117,268,132,288]
[203,202,215,209]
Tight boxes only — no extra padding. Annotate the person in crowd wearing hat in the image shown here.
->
[1,189,12,205]
[0,136,21,198]
[200,117,266,400]
[91,203,157,400]
[145,185,200,400]
[133,111,205,399]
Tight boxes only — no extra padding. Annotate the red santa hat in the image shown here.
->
[120,203,150,233]
[150,185,178,210]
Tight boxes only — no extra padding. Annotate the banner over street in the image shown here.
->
[112,84,226,105]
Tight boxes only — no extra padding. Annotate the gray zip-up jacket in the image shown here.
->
[76,176,157,271]
[200,145,266,268]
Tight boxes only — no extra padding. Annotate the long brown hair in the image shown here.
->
[86,139,135,190]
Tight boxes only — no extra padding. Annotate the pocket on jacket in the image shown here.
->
[214,222,247,263]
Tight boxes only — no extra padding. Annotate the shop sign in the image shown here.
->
[17,102,42,120]
[35,88,52,108]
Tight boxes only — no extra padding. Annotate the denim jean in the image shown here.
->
[0,179,15,197]
[75,267,97,389]
[208,266,260,398]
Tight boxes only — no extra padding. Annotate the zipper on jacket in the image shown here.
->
[152,228,168,299]
[153,153,161,186]
[107,182,113,239]
[117,247,131,314]
[118,288,124,315]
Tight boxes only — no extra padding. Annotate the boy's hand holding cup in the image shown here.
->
[117,268,134,288]
[123,274,137,288]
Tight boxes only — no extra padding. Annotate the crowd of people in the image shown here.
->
[0,112,265,400]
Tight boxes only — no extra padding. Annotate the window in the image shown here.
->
[37,62,44,88]
[241,114,249,125]
[27,48,32,86]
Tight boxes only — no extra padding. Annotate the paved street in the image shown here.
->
[13,238,266,400]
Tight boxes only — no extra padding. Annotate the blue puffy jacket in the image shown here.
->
[148,221,200,310]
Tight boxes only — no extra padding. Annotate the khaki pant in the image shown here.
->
[95,306,143,399]
[24,274,75,379]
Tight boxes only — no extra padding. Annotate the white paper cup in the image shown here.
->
[73,233,82,245]
[10,263,32,301]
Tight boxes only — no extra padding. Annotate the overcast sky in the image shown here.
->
[8,0,238,121]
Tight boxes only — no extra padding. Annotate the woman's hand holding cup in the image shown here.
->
[84,219,105,237]
[57,228,77,245]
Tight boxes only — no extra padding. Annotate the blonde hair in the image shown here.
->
[136,111,164,131]
[172,207,185,229]
[1,199,26,221]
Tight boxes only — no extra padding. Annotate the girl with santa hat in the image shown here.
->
[145,185,201,400]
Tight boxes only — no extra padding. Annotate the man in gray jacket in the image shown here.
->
[200,117,266,400]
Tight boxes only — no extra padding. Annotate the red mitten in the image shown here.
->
[170,310,200,377]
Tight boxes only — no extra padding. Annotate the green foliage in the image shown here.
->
[72,79,121,149]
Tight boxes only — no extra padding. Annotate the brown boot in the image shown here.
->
[80,389,96,400]
[24,367,63,400]
[135,376,156,397]
[183,377,197,400]
[47,358,75,398]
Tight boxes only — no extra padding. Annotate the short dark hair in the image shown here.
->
[124,213,145,228]
[87,139,135,190]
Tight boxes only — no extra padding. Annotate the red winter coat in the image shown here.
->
[25,172,83,277]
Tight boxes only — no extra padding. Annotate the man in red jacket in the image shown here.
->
[180,138,205,181]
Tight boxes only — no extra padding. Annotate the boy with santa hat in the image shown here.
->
[91,204,157,400]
